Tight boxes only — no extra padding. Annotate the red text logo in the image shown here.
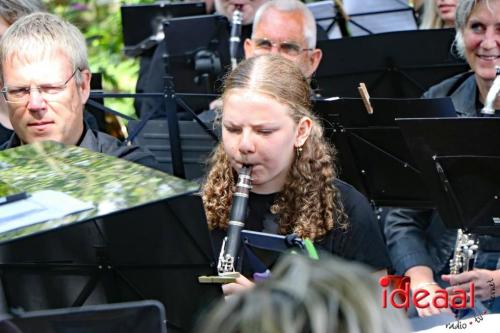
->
[379,275,474,310]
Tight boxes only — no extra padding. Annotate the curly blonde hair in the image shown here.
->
[202,55,346,240]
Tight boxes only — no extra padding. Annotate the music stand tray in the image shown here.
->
[315,97,456,207]
[397,118,500,235]
[0,141,221,332]
[315,29,469,98]
[0,300,166,333]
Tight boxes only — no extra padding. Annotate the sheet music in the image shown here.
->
[306,1,341,39]
[0,190,94,234]
[308,0,417,39]
[345,0,410,12]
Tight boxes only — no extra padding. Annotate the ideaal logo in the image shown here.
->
[379,275,475,310]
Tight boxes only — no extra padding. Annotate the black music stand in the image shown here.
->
[0,300,166,333]
[315,29,469,98]
[0,194,222,333]
[162,14,230,98]
[234,231,308,276]
[314,97,456,207]
[128,14,228,178]
[121,2,206,57]
[397,118,500,235]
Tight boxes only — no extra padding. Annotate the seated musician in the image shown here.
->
[201,54,390,295]
[0,13,159,170]
[243,0,323,81]
[200,0,325,121]
[385,0,500,318]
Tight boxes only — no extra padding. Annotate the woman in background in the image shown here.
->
[419,0,456,29]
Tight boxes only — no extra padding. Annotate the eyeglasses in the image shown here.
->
[1,68,81,104]
[252,38,312,57]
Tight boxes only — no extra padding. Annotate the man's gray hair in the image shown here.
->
[0,0,45,25]
[0,12,88,84]
[454,0,490,58]
[253,0,317,49]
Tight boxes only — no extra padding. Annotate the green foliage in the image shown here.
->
[44,0,156,119]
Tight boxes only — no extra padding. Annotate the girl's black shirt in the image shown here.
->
[211,179,391,273]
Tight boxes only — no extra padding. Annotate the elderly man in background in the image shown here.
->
[244,0,323,79]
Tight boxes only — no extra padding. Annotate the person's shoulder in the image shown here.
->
[0,132,18,151]
[333,178,368,206]
[423,71,474,98]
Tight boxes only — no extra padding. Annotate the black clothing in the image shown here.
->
[0,126,160,171]
[212,179,391,274]
[0,123,13,147]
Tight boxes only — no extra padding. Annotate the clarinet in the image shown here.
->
[229,6,243,70]
[217,165,252,274]
[449,229,479,274]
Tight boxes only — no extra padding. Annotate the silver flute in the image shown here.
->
[481,66,500,115]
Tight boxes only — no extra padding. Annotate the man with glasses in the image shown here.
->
[244,0,323,80]
[201,0,324,119]
[0,13,158,170]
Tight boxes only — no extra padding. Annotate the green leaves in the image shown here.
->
[45,0,157,119]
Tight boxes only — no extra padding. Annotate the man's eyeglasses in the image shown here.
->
[252,38,312,57]
[1,68,81,104]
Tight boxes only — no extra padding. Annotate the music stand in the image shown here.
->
[229,230,308,276]
[314,97,456,207]
[0,142,222,333]
[127,14,229,178]
[315,29,469,98]
[397,118,500,235]
[121,2,206,57]
[0,300,166,333]
[162,14,230,98]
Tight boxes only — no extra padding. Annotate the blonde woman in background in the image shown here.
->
[419,0,457,29]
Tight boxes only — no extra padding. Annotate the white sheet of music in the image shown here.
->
[308,0,417,39]
[346,0,417,36]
